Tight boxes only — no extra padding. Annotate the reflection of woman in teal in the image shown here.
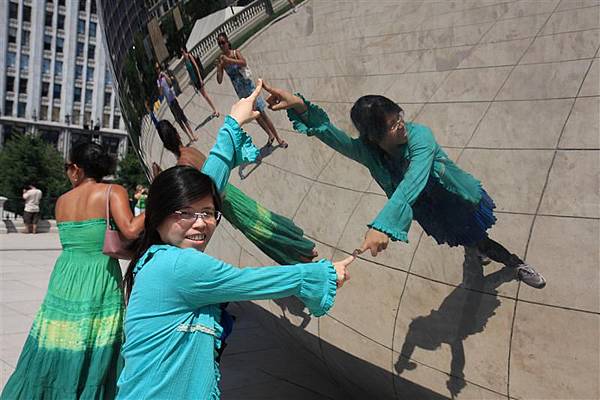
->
[154,119,316,264]
[261,81,546,289]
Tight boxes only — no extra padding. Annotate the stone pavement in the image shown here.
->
[0,232,345,399]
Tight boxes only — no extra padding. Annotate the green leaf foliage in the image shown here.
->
[0,133,70,218]
[115,149,148,197]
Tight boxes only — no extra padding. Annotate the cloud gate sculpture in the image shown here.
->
[100,0,599,398]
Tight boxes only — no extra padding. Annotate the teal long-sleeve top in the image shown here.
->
[287,96,483,242]
[117,116,337,400]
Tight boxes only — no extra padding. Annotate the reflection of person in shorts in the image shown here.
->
[156,63,197,143]
[22,184,43,234]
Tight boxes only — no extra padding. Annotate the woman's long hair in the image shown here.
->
[350,95,403,147]
[156,120,183,158]
[124,166,222,302]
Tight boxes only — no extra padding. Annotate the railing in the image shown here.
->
[0,197,58,220]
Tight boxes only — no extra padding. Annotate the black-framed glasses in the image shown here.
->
[389,110,405,134]
[64,162,73,172]
[174,209,222,223]
[217,40,227,46]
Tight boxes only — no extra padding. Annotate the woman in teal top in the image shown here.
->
[117,82,354,399]
[260,81,545,289]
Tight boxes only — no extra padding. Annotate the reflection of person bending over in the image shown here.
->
[215,32,288,148]
[181,46,220,118]
[156,62,197,142]
[154,118,316,265]
[22,183,42,234]
[261,81,545,289]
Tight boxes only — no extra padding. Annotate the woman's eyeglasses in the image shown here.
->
[217,40,227,47]
[389,110,405,134]
[174,209,222,223]
[64,162,73,172]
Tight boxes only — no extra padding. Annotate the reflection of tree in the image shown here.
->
[394,248,515,398]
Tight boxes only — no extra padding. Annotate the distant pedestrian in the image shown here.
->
[156,62,197,142]
[22,184,42,234]
[181,46,220,118]
[134,184,147,216]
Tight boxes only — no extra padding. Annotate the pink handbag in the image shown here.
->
[102,185,134,259]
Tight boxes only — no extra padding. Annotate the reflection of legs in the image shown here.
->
[199,86,219,116]
[447,341,466,397]
[177,120,195,142]
[475,237,546,288]
[475,237,522,267]
[260,111,288,148]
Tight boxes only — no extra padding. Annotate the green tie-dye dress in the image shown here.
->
[1,218,123,399]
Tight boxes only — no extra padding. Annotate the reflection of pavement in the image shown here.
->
[0,233,345,399]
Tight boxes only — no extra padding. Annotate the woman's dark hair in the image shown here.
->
[350,95,403,146]
[70,142,115,181]
[124,165,222,301]
[217,32,232,49]
[156,120,182,158]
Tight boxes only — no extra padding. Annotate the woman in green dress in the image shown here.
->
[1,143,145,399]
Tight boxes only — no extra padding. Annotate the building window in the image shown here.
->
[53,84,62,99]
[85,89,93,105]
[77,19,86,34]
[17,102,26,117]
[19,78,28,94]
[112,115,120,129]
[79,0,86,12]
[87,45,95,60]
[7,51,16,68]
[90,0,96,14]
[4,100,14,116]
[9,2,18,20]
[52,107,60,122]
[8,27,17,44]
[21,30,30,47]
[54,61,63,78]
[89,22,97,38]
[103,113,110,127]
[84,111,91,126]
[45,11,53,27]
[42,82,50,97]
[73,87,82,102]
[5,77,15,93]
[105,69,113,85]
[57,14,65,30]
[56,37,64,53]
[23,5,32,22]
[20,54,29,72]
[76,42,84,57]
[44,34,52,51]
[103,92,111,107]
[42,58,51,75]
[58,0,65,6]
[75,65,83,80]
[40,106,48,120]
[86,67,94,82]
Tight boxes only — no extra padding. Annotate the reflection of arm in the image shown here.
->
[175,248,336,316]
[201,116,259,193]
[368,126,436,242]
[287,96,373,165]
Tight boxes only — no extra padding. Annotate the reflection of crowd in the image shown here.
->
[2,31,547,400]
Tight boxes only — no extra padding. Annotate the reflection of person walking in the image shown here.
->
[156,63,197,142]
[181,47,220,118]
[22,184,42,234]
[134,185,147,216]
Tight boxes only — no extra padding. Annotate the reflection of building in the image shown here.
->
[0,0,128,160]
[147,0,185,20]
[97,0,148,84]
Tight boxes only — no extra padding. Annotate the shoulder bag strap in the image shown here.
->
[105,184,112,228]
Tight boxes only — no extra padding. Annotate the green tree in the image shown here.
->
[115,149,148,196]
[0,133,70,218]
